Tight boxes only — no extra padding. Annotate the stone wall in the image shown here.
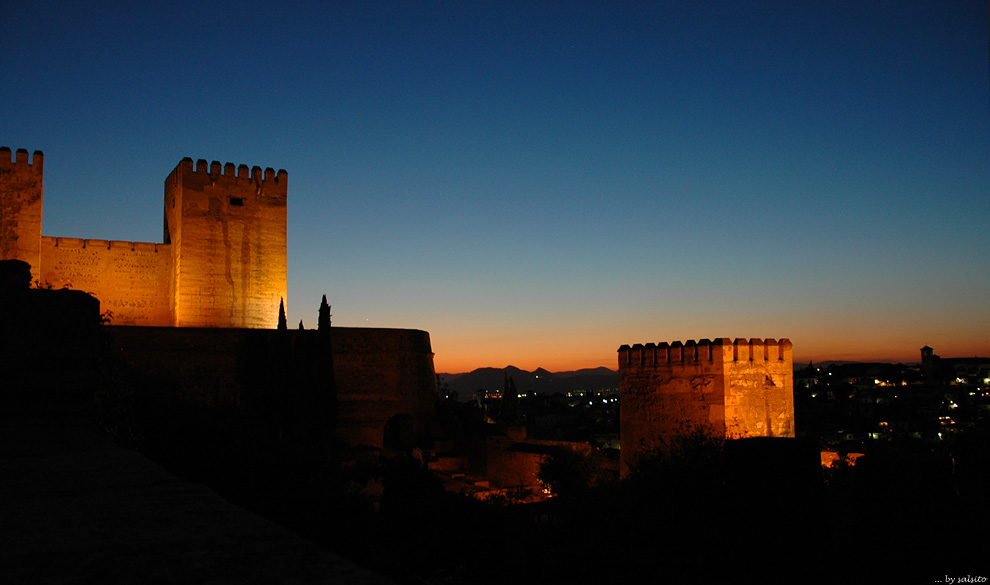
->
[39,238,171,325]
[109,326,438,449]
[618,338,794,475]
[331,327,440,447]
[723,341,794,439]
[619,342,727,457]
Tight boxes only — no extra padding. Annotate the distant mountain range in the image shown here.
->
[438,366,619,399]
[438,360,924,399]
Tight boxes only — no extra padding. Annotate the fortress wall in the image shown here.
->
[110,326,254,406]
[331,327,439,447]
[618,340,726,472]
[166,159,287,329]
[39,237,172,326]
[109,326,438,449]
[722,338,794,439]
[0,148,44,272]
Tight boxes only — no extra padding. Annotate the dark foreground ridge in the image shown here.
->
[0,416,393,585]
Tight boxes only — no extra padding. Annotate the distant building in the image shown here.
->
[922,346,990,385]
[921,346,937,379]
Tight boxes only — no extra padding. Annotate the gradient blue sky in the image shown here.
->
[3,1,987,372]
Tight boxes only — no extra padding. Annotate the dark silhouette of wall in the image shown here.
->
[108,326,438,450]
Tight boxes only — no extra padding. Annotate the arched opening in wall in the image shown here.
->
[383,413,414,451]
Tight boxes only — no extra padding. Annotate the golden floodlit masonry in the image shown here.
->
[618,338,795,475]
[0,148,287,328]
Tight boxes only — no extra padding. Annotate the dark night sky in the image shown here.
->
[2,0,987,371]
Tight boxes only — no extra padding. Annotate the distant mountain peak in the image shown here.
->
[438,366,619,399]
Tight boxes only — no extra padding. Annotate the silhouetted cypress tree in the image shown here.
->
[273,297,290,439]
[277,298,287,331]
[315,295,336,451]
[318,295,331,332]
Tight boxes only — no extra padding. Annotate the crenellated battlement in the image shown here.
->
[618,337,792,367]
[169,157,287,198]
[0,146,44,171]
[42,236,166,253]
[618,335,795,474]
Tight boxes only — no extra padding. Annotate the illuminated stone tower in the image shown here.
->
[164,158,287,328]
[618,338,794,475]
[1,147,287,329]
[0,148,44,273]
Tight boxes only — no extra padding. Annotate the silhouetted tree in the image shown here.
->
[318,294,331,332]
[0,259,32,293]
[277,298,287,331]
[314,295,336,450]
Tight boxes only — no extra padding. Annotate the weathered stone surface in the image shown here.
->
[164,158,287,328]
[618,338,794,474]
[40,237,172,326]
[0,417,394,585]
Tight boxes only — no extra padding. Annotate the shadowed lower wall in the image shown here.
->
[109,326,438,449]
